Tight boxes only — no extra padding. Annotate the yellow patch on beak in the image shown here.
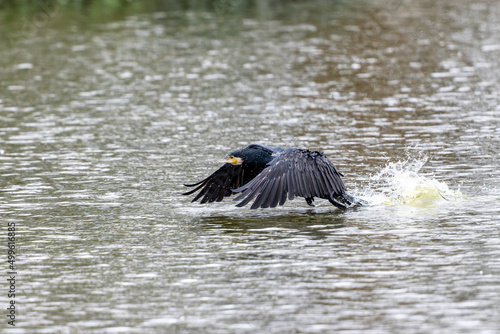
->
[213,155,243,165]
[226,155,243,165]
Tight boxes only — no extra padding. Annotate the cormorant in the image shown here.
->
[183,144,365,210]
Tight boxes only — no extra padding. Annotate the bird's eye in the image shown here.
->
[229,155,234,159]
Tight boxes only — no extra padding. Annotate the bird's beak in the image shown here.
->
[212,157,231,164]
[213,156,242,165]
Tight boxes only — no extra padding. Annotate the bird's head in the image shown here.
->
[213,154,243,165]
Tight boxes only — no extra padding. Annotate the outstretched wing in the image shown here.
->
[183,164,245,204]
[232,148,346,209]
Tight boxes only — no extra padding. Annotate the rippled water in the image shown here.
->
[1,1,500,333]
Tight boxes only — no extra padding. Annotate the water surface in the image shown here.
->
[0,1,499,333]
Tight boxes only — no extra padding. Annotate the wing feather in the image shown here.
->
[270,175,284,208]
[286,171,295,200]
[183,163,244,203]
[278,175,288,206]
[252,178,274,209]
[233,148,347,209]
[233,168,270,207]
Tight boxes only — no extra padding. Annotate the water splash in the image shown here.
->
[364,156,463,208]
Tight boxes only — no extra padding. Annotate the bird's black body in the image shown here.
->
[183,144,365,210]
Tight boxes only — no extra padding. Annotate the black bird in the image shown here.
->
[183,144,365,210]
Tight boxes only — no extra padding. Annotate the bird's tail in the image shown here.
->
[329,191,368,210]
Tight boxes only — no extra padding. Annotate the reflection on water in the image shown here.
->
[1,0,500,333]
